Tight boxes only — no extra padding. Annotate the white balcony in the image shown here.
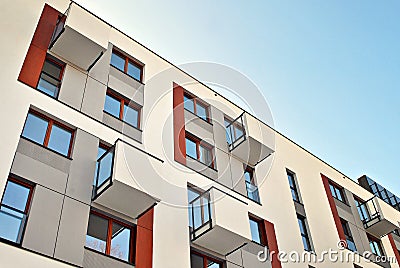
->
[226,113,274,166]
[189,187,252,255]
[358,196,400,237]
[92,140,159,218]
[49,3,109,71]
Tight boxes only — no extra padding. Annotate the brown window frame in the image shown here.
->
[190,250,223,268]
[111,50,144,82]
[85,210,136,264]
[184,92,211,123]
[104,89,141,129]
[22,110,75,157]
[185,133,215,169]
[329,180,347,204]
[249,215,267,246]
[367,235,384,256]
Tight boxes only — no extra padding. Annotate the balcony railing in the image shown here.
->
[189,190,212,241]
[0,204,27,244]
[92,145,115,200]
[226,112,246,151]
[49,13,67,49]
[245,181,260,203]
[357,197,381,229]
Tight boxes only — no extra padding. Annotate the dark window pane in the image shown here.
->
[0,207,25,243]
[85,214,108,253]
[196,103,207,121]
[184,95,195,113]
[94,146,108,185]
[37,73,59,97]
[190,253,204,268]
[127,61,141,81]
[2,181,30,212]
[22,113,48,144]
[42,59,62,78]
[47,125,72,156]
[123,104,139,128]
[110,222,131,262]
[186,138,197,159]
[104,94,121,118]
[111,52,125,72]
[249,219,261,244]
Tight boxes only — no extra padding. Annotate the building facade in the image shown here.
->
[0,1,399,267]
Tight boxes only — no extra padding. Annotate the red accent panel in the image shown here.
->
[264,220,282,268]
[173,82,186,165]
[136,208,154,268]
[388,234,400,268]
[18,4,60,88]
[321,174,346,241]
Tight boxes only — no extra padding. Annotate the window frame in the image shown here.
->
[36,54,65,98]
[185,133,215,169]
[190,250,223,268]
[0,176,34,245]
[110,49,144,82]
[104,89,141,129]
[367,235,384,257]
[244,166,260,203]
[184,92,211,123]
[297,214,313,251]
[249,215,267,246]
[340,218,357,251]
[85,210,136,264]
[287,170,301,203]
[329,181,346,204]
[22,110,75,157]
[224,116,245,143]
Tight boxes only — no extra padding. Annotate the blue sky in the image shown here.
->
[75,0,400,195]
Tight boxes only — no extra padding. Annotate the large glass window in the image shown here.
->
[287,171,300,202]
[22,111,74,157]
[0,178,34,244]
[110,50,143,82]
[244,166,260,203]
[341,219,357,252]
[297,215,312,251]
[184,93,210,122]
[187,186,210,231]
[37,55,65,98]
[354,197,370,222]
[190,252,222,268]
[249,216,266,245]
[368,236,384,256]
[329,182,346,203]
[224,117,245,146]
[104,90,141,129]
[85,211,135,263]
[185,134,215,168]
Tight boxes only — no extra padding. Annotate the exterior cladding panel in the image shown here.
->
[388,234,400,268]
[173,82,186,165]
[321,174,346,241]
[18,4,60,88]
[264,220,282,268]
[136,207,154,268]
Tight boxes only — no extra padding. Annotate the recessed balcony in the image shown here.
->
[226,113,274,166]
[49,3,109,71]
[92,140,159,218]
[357,196,400,237]
[189,187,252,255]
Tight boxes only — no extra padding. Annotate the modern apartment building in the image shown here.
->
[0,1,399,268]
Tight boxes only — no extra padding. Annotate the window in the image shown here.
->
[224,117,245,145]
[187,186,210,231]
[185,134,215,168]
[287,171,300,202]
[184,93,210,122]
[354,197,369,222]
[110,50,143,82]
[244,166,260,203]
[190,251,222,268]
[37,55,65,98]
[329,182,346,203]
[393,229,400,237]
[104,90,141,129]
[0,178,34,244]
[249,216,266,245]
[93,144,109,185]
[297,215,312,251]
[22,111,74,157]
[340,219,357,251]
[368,236,384,256]
[85,211,135,263]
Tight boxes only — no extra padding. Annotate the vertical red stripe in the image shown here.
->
[18,4,60,88]
[136,208,154,268]
[173,82,186,165]
[264,220,282,268]
[388,234,400,268]
[321,174,346,241]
